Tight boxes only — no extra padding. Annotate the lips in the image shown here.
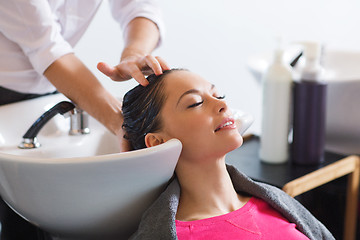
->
[214,118,236,132]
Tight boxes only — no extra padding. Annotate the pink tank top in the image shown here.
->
[176,197,309,240]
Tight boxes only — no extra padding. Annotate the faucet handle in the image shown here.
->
[69,106,90,135]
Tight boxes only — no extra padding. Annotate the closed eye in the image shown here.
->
[188,101,204,108]
[188,95,224,108]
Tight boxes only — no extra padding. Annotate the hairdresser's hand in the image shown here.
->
[97,54,170,86]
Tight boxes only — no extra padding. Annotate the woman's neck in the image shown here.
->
[175,156,249,221]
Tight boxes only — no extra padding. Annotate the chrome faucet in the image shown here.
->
[69,106,90,135]
[18,101,90,149]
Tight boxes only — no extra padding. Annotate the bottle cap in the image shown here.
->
[300,41,321,61]
[295,41,323,80]
[273,36,286,63]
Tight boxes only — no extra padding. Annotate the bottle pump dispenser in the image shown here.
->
[291,42,327,165]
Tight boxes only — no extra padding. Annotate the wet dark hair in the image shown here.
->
[122,69,185,150]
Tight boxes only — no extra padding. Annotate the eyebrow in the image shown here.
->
[176,84,215,106]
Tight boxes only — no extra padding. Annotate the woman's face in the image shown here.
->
[155,70,243,160]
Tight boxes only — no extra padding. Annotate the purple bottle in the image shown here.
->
[292,42,327,165]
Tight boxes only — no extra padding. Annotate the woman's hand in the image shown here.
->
[97,55,170,86]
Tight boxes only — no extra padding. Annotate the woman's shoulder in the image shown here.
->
[226,164,335,240]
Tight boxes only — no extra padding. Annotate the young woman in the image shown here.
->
[122,69,334,239]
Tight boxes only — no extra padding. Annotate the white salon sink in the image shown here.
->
[0,93,253,239]
[247,48,360,155]
[0,94,182,239]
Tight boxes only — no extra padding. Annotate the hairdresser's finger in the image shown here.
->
[128,65,149,86]
[155,56,171,71]
[97,62,116,78]
[98,62,132,82]
[144,55,163,76]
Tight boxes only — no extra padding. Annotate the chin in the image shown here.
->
[212,136,243,158]
[226,135,243,153]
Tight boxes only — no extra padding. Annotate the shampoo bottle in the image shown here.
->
[259,45,293,164]
[292,42,327,165]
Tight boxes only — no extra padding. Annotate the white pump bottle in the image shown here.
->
[259,46,293,164]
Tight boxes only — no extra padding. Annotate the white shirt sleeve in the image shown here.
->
[108,0,165,47]
[0,0,74,75]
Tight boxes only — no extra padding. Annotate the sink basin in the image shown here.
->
[247,48,360,155]
[0,94,121,158]
[0,94,182,239]
[0,94,253,239]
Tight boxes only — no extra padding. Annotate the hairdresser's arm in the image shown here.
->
[44,53,130,151]
[97,17,170,86]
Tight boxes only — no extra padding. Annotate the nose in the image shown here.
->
[214,97,228,113]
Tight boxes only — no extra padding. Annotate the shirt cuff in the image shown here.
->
[28,33,74,75]
[132,12,165,48]
[110,1,165,48]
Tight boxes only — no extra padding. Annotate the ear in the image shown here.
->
[145,133,167,148]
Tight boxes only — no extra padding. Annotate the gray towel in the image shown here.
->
[130,165,335,240]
